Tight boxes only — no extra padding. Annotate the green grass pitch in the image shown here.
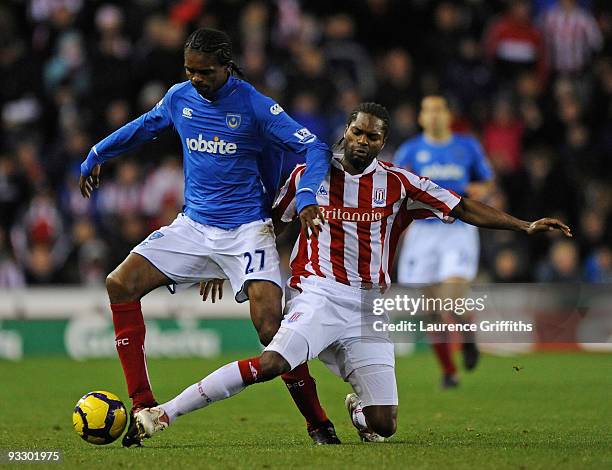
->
[1,352,610,469]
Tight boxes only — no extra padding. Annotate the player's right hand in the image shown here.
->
[79,164,101,198]
[199,279,224,303]
[299,204,326,238]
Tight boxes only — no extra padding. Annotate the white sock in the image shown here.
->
[160,361,245,423]
[352,401,368,430]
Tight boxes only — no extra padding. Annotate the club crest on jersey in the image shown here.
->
[373,187,386,205]
[226,113,242,129]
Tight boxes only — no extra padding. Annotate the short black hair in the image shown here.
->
[347,102,391,138]
[184,28,243,77]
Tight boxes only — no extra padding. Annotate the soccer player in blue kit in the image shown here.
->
[394,95,494,388]
[79,28,337,446]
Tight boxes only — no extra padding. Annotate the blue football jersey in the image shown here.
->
[394,133,493,195]
[81,76,331,229]
[394,133,493,223]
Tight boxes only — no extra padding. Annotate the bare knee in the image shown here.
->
[363,405,397,438]
[256,322,279,346]
[248,281,282,346]
[371,417,397,438]
[106,269,138,303]
[106,254,172,304]
[259,351,291,380]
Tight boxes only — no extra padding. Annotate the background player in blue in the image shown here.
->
[79,28,337,446]
[394,95,494,389]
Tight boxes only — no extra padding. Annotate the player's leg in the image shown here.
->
[345,364,398,440]
[160,339,298,422]
[113,213,224,446]
[135,287,341,442]
[217,220,336,443]
[397,223,456,385]
[105,252,172,448]
[349,362,399,440]
[247,279,334,442]
[322,333,398,442]
[436,277,480,372]
[106,253,171,408]
[135,328,316,439]
[362,405,397,439]
[135,350,292,438]
[424,283,459,388]
[246,280,282,346]
[317,301,397,443]
[437,224,481,373]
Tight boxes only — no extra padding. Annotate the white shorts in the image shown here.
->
[132,213,281,302]
[265,277,397,406]
[397,220,479,285]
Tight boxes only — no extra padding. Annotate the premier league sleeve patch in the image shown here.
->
[293,127,316,144]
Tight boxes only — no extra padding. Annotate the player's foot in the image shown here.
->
[441,373,459,389]
[122,402,158,447]
[307,420,341,445]
[462,341,480,371]
[345,393,384,443]
[135,406,170,440]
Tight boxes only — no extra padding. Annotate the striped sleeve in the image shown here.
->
[272,164,306,222]
[391,167,461,223]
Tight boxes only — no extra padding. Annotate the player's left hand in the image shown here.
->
[299,204,326,238]
[526,218,572,237]
[199,279,224,303]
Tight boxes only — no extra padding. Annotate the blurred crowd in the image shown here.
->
[0,0,611,287]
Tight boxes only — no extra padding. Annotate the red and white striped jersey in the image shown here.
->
[542,6,602,73]
[274,157,461,291]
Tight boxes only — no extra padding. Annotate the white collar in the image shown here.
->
[331,156,378,176]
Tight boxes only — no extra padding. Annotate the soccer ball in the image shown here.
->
[72,391,127,445]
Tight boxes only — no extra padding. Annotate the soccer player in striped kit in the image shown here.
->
[79,28,337,446]
[134,103,571,443]
[394,95,494,388]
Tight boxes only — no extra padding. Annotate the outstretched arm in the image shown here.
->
[79,87,175,197]
[450,197,572,237]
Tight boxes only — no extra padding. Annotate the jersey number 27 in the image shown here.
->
[244,249,265,274]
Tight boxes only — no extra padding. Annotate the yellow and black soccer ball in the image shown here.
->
[72,391,127,445]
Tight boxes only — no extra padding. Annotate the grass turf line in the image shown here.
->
[0,353,610,469]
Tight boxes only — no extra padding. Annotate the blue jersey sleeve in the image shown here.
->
[466,137,494,182]
[80,85,176,176]
[249,90,331,213]
[393,140,415,170]
[257,143,285,211]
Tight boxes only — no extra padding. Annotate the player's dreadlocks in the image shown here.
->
[347,102,390,136]
[184,28,244,77]
[333,102,391,152]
